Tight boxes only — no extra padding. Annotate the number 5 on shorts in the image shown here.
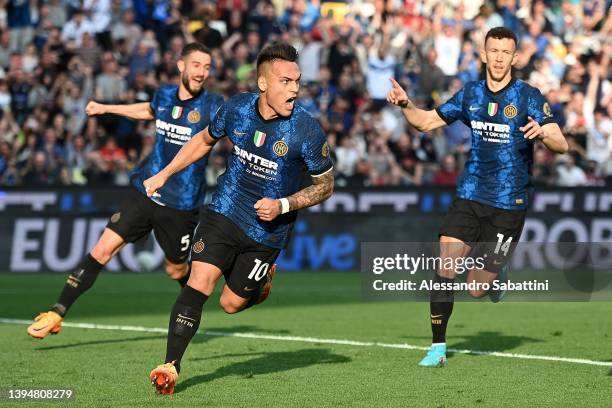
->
[180,235,190,252]
[248,259,269,281]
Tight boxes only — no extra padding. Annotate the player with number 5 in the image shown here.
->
[27,43,223,340]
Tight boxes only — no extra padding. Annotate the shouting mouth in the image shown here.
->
[285,96,296,109]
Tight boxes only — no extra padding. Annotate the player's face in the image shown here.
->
[177,51,211,96]
[259,60,301,117]
[481,37,517,82]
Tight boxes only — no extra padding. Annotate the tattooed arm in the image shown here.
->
[254,171,334,221]
[287,171,334,211]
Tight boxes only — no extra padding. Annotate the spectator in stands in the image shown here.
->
[60,9,95,49]
[0,0,608,188]
[556,155,587,187]
[0,29,11,68]
[366,43,396,109]
[21,151,58,185]
[7,0,34,52]
[111,8,143,54]
[532,147,555,186]
[432,154,460,186]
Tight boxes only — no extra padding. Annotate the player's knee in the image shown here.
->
[438,269,456,279]
[219,296,245,314]
[165,261,188,280]
[90,245,114,265]
[187,268,218,294]
[468,288,488,298]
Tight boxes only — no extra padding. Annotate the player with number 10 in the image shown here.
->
[143,43,334,394]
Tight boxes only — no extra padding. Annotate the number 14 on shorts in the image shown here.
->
[495,233,513,256]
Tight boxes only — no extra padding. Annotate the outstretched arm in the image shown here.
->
[143,127,218,197]
[386,78,447,132]
[85,101,154,120]
[254,171,335,221]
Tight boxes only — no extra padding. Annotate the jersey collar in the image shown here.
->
[175,87,206,104]
[255,97,294,123]
[485,77,516,96]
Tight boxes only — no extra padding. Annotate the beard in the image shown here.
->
[181,73,204,97]
[487,65,512,82]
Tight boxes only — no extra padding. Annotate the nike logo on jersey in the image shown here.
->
[158,108,166,111]
[469,106,480,111]
[233,129,247,136]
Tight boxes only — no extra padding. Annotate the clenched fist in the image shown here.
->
[143,172,168,198]
[85,101,107,116]
[254,198,282,221]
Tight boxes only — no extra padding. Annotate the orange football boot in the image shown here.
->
[149,361,178,394]
[27,311,63,339]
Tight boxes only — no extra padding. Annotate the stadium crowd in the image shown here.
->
[0,0,610,188]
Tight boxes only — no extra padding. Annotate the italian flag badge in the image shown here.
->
[487,102,498,116]
[253,130,266,147]
[171,106,183,119]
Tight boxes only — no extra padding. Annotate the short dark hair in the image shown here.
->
[485,27,518,48]
[181,42,211,59]
[256,43,298,75]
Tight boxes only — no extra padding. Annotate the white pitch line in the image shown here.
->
[3,318,611,367]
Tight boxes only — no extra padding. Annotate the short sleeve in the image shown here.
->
[435,87,466,125]
[149,90,159,112]
[528,87,556,126]
[209,94,224,124]
[208,100,228,139]
[301,119,333,177]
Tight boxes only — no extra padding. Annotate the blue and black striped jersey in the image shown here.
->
[208,92,333,249]
[130,84,224,211]
[436,78,556,210]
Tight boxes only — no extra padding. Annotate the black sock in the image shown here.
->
[177,265,191,288]
[52,254,104,317]
[429,274,455,344]
[165,285,208,373]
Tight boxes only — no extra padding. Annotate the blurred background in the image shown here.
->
[0,0,611,272]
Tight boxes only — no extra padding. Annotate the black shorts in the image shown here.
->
[439,198,526,273]
[190,210,280,299]
[107,188,198,264]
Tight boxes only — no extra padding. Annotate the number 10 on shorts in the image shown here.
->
[248,259,269,281]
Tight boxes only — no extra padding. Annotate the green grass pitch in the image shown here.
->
[0,272,611,407]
